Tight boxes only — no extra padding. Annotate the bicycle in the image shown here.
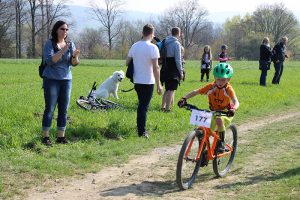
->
[176,103,237,190]
[76,82,122,111]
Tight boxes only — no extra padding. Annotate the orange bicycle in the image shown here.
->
[176,103,237,190]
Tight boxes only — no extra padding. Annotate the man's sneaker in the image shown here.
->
[42,137,52,147]
[141,132,149,139]
[56,137,69,144]
[216,140,225,153]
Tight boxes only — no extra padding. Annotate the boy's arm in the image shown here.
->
[182,90,200,100]
[231,96,240,111]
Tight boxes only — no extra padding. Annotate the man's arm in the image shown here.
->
[174,43,183,79]
[152,58,163,95]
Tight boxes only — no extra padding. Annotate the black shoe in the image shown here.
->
[56,137,69,144]
[216,140,225,153]
[42,137,52,147]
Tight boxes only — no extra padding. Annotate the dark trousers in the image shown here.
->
[260,69,268,86]
[201,68,210,81]
[134,84,154,136]
[272,61,284,84]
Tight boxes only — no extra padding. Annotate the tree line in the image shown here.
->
[1,0,300,60]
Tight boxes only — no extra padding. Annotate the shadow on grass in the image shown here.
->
[23,122,134,150]
[214,166,300,190]
[239,81,258,86]
[100,180,179,197]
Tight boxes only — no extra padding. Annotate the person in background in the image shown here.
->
[272,36,288,85]
[161,27,184,112]
[200,45,212,82]
[41,20,80,146]
[218,44,231,63]
[259,37,273,86]
[126,24,163,138]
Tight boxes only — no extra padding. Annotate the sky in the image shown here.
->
[68,0,300,14]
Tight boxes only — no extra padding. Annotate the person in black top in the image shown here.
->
[272,36,288,85]
[259,37,273,86]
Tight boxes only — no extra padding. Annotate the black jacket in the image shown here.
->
[260,44,272,62]
[273,42,286,62]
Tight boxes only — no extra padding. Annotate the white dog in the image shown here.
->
[95,70,124,99]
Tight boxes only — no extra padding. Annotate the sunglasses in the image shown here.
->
[60,28,69,31]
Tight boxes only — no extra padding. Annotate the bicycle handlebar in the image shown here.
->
[183,103,230,116]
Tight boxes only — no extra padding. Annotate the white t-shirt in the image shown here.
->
[128,40,160,84]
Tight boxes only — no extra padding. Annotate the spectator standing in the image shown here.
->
[218,44,231,63]
[200,45,212,82]
[126,24,163,138]
[41,20,80,146]
[272,36,288,85]
[259,37,273,86]
[161,27,184,112]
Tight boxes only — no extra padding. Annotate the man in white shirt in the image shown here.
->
[126,24,163,138]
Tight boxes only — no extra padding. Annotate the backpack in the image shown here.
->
[38,39,59,78]
[157,39,166,65]
[125,59,134,83]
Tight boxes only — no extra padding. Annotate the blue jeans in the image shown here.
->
[272,61,284,84]
[260,69,268,86]
[134,84,154,136]
[42,79,72,131]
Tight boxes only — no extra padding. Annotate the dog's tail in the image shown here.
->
[121,87,134,92]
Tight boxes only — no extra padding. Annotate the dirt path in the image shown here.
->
[23,111,300,200]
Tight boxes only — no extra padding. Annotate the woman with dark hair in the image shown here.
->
[259,37,273,86]
[41,20,80,146]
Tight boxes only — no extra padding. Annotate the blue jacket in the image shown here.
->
[164,36,183,72]
[42,39,77,80]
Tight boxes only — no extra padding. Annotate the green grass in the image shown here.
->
[0,59,300,199]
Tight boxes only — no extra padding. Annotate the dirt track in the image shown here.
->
[22,111,300,200]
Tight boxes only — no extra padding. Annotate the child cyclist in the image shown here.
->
[178,63,240,152]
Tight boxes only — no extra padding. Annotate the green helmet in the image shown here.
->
[213,63,233,78]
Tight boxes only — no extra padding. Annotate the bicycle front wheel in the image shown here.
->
[213,125,237,177]
[76,99,94,110]
[176,130,206,190]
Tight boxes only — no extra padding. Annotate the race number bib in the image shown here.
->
[190,109,213,128]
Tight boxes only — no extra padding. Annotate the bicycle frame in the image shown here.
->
[185,126,234,162]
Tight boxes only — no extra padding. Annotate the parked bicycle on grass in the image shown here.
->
[176,63,240,189]
[76,82,122,111]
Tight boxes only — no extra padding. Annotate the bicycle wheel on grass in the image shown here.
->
[99,98,122,109]
[176,130,206,190]
[76,99,107,111]
[76,99,95,110]
[213,124,237,177]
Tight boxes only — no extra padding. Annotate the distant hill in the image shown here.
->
[67,5,159,31]
[67,5,300,31]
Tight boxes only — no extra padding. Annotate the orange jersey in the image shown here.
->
[198,82,236,111]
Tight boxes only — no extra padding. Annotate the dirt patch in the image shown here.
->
[22,110,300,200]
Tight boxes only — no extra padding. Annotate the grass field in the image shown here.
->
[0,59,299,199]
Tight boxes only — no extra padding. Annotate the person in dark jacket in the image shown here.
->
[259,37,273,86]
[161,27,184,112]
[272,36,288,84]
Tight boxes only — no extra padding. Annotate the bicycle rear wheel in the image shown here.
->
[176,130,206,190]
[99,98,122,109]
[213,125,237,177]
